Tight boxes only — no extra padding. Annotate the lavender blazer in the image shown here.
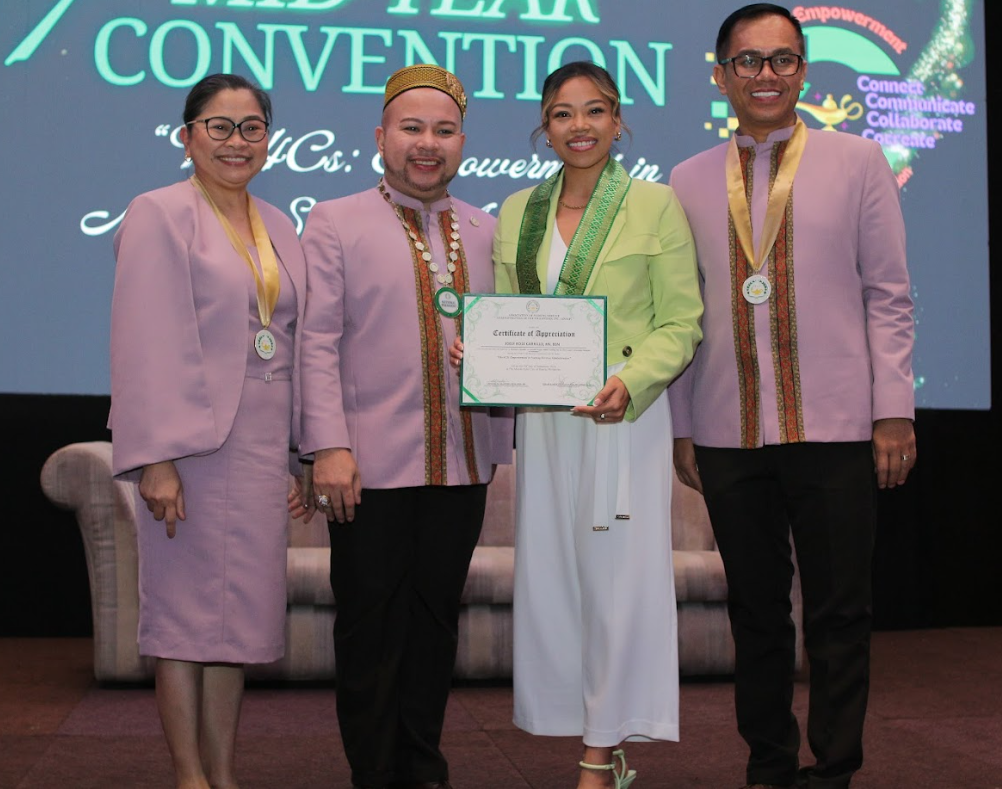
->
[109,180,307,476]
[668,125,915,447]
[299,185,513,489]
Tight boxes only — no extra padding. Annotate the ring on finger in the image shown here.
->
[317,493,331,508]
[599,413,607,421]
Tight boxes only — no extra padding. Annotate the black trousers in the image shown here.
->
[328,484,487,788]
[695,442,876,789]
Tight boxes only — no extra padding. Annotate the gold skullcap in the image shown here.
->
[383,64,467,119]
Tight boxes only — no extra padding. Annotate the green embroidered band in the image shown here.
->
[515,157,631,296]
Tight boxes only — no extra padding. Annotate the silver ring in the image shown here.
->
[599,413,607,420]
[317,494,331,508]
[901,454,909,462]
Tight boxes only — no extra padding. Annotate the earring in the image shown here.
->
[615,130,622,141]
[184,153,192,164]
[545,139,552,148]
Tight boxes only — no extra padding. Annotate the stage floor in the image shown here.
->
[1,629,1000,788]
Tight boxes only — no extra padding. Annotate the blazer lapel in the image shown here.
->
[584,206,627,294]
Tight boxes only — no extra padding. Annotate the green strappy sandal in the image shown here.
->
[578,748,637,788]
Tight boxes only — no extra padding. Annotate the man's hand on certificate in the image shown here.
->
[572,375,630,424]
[449,338,464,370]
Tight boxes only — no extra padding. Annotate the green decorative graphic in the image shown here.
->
[704,0,977,182]
[803,26,900,75]
[4,0,77,66]
[896,0,976,171]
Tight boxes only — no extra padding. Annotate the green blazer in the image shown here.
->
[494,171,703,421]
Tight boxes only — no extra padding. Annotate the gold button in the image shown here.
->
[622,346,633,357]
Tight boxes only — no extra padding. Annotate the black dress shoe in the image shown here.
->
[392,784,452,789]
[390,783,453,789]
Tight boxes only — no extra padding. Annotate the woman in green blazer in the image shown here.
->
[494,62,703,789]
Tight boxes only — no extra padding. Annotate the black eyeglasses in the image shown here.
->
[719,53,804,78]
[189,116,269,142]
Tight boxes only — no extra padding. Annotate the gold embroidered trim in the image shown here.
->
[767,141,805,444]
[730,146,761,449]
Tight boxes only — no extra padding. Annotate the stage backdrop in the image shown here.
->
[0,0,989,408]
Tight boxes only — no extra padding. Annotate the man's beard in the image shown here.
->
[383,160,456,199]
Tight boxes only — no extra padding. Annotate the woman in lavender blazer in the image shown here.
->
[109,74,307,789]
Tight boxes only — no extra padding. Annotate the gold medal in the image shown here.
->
[726,119,807,284]
[742,274,772,304]
[254,328,277,359]
[190,176,280,358]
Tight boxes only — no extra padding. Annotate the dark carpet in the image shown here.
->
[1,629,999,788]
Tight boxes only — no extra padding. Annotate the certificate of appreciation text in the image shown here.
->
[459,294,607,408]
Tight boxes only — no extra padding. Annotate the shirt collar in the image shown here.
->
[734,117,799,148]
[381,180,453,214]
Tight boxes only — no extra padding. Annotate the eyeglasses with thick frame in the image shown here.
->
[188,116,270,142]
[718,53,804,78]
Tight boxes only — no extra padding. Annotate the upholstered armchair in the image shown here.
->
[41,441,802,682]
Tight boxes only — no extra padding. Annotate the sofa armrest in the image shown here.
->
[40,441,152,682]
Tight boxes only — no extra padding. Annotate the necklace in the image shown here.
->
[378,178,468,317]
[558,198,588,210]
[378,179,460,286]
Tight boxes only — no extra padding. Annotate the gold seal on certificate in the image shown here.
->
[742,273,772,304]
[254,328,276,360]
[459,294,607,407]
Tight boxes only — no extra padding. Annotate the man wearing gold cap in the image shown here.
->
[299,64,513,789]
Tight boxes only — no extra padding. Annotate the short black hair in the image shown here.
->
[182,73,272,126]
[715,3,805,62]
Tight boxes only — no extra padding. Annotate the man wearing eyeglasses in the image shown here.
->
[668,5,916,789]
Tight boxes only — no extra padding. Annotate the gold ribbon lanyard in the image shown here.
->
[725,118,806,305]
[190,175,281,359]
